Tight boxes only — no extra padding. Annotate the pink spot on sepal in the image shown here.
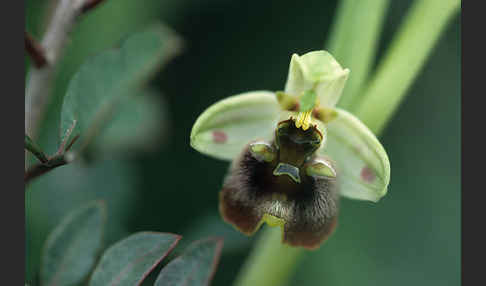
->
[212,130,228,143]
[360,166,376,183]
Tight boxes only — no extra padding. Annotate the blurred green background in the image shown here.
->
[25,0,460,285]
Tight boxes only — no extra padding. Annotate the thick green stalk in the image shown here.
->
[354,0,461,134]
[233,227,304,286]
[327,0,389,110]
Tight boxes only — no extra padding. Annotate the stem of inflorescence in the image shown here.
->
[233,227,304,286]
[354,0,461,134]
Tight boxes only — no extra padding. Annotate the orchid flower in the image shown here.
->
[190,51,390,249]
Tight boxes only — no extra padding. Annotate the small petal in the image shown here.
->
[220,144,339,249]
[249,141,277,162]
[319,108,391,202]
[284,51,349,108]
[306,158,337,178]
[190,91,281,160]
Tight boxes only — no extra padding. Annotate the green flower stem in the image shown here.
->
[327,0,389,110]
[354,0,461,134]
[233,227,304,286]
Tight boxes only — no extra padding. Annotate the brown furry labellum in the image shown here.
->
[219,119,339,249]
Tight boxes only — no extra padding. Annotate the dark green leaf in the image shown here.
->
[60,23,180,154]
[92,89,168,155]
[26,159,141,283]
[154,238,224,286]
[40,201,106,286]
[89,232,181,286]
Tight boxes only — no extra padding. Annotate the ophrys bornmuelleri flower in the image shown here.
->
[190,51,390,249]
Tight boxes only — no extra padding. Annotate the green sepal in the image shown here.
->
[320,108,390,202]
[190,91,281,161]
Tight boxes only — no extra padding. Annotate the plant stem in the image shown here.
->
[354,0,461,134]
[25,31,48,68]
[25,153,73,185]
[25,0,107,170]
[25,0,83,140]
[25,0,107,140]
[233,227,304,286]
[25,134,49,164]
[81,0,106,13]
[327,0,390,110]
